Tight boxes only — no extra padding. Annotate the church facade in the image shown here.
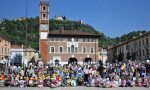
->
[39,0,100,65]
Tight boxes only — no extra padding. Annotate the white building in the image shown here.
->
[101,48,107,64]
[54,16,64,20]
[10,45,39,66]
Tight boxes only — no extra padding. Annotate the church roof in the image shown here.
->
[48,30,100,38]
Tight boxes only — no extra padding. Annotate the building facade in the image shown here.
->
[0,35,11,65]
[10,45,39,66]
[39,0,100,65]
[107,32,150,62]
[47,30,99,65]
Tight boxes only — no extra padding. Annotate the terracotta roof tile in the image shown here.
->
[48,30,100,38]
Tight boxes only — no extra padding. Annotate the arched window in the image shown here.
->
[83,47,86,53]
[90,47,94,53]
[42,13,46,19]
[43,6,46,11]
[71,45,75,54]
[59,46,63,53]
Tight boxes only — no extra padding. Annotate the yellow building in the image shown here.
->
[107,32,150,62]
[0,35,11,65]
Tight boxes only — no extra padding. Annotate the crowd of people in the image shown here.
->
[0,60,150,88]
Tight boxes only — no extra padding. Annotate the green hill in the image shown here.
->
[0,17,100,49]
[0,17,148,49]
[100,31,147,48]
[0,17,39,49]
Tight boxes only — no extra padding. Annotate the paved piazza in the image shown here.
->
[0,87,149,90]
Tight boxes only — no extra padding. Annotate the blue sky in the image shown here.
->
[0,0,150,38]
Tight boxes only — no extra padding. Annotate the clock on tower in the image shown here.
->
[40,24,48,30]
[39,0,49,39]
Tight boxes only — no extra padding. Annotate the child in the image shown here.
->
[120,79,126,87]
[34,77,38,87]
[56,75,62,87]
[76,70,84,86]
[28,77,34,87]
[0,76,4,87]
[87,74,92,87]
[71,77,77,87]
[38,77,44,88]
[14,75,19,87]
[118,78,122,87]
[147,76,150,87]
[66,77,71,87]
[126,79,133,87]
[111,78,119,88]
[105,78,111,88]
[45,76,51,87]
[51,75,58,88]
[18,77,25,88]
[94,74,102,87]
[137,77,142,87]
[113,74,120,87]
[4,77,11,87]
[91,76,95,87]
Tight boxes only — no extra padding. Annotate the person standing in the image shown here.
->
[84,65,89,84]
[145,60,150,87]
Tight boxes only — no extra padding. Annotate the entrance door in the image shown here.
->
[84,57,92,64]
[54,59,59,65]
[68,57,78,65]
[53,56,61,65]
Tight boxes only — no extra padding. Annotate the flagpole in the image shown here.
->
[24,0,28,69]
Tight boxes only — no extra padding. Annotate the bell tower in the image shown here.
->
[39,0,49,64]
[39,0,49,39]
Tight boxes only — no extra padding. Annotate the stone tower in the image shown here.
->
[39,0,49,64]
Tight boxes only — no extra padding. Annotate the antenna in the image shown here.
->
[23,0,28,68]
[25,0,28,49]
